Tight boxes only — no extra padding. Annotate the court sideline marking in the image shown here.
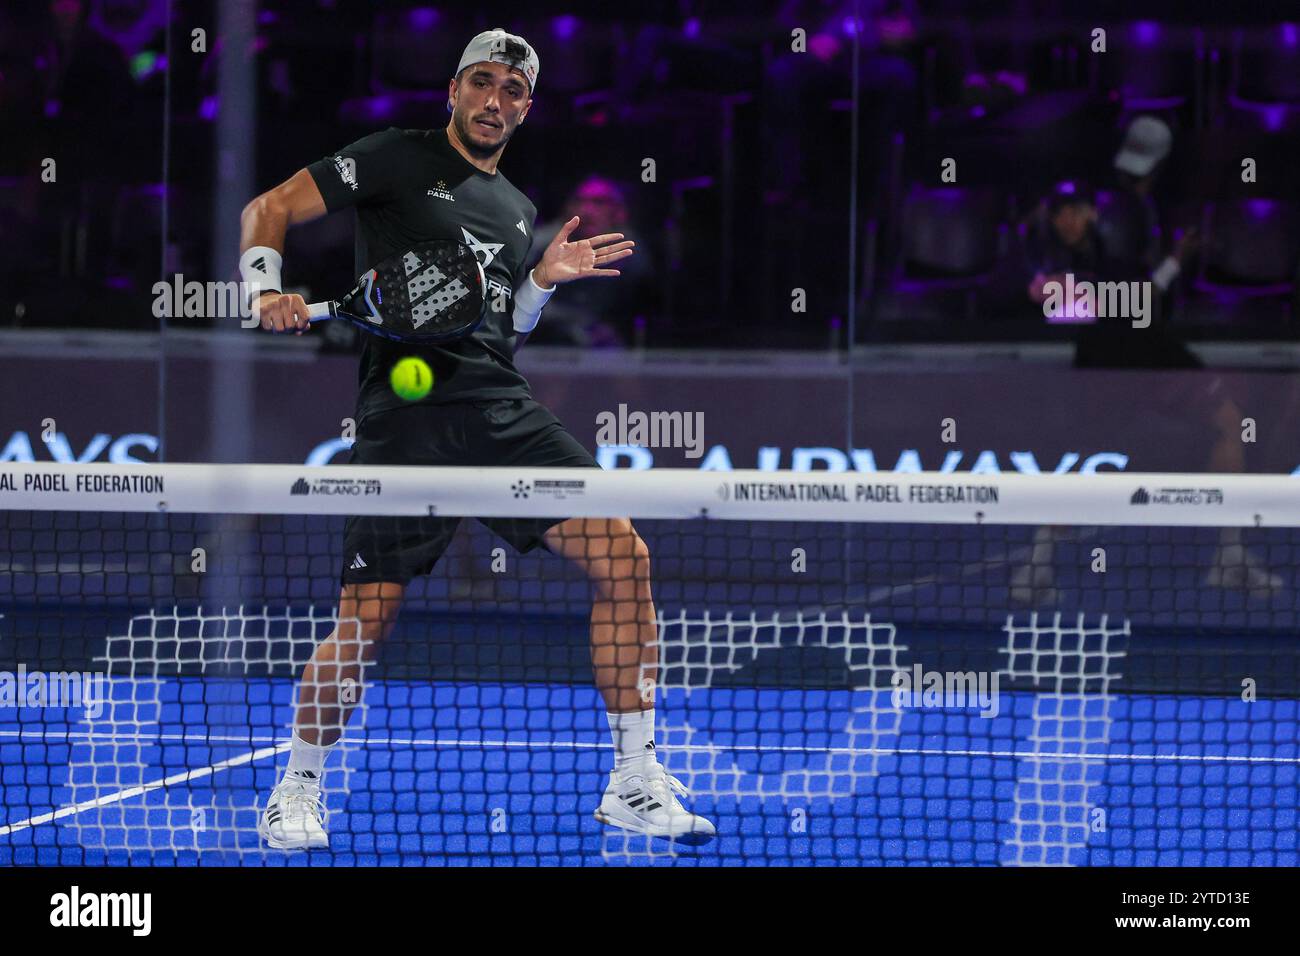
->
[0,741,288,837]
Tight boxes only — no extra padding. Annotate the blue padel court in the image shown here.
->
[4,666,1296,866]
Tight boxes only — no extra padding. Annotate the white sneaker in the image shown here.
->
[258,775,329,850]
[595,763,716,844]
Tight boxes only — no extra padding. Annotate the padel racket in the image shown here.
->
[305,239,487,343]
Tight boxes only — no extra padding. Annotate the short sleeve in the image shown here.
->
[306,128,403,213]
[515,206,540,289]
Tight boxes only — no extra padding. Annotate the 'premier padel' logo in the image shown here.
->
[1131,486,1223,506]
[290,477,381,496]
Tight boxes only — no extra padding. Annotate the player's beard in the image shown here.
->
[453,109,514,159]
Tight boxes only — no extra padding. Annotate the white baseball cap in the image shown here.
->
[1114,116,1172,177]
[454,28,539,95]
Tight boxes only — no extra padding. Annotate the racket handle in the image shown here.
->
[307,302,334,322]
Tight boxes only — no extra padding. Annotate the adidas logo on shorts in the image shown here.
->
[349,553,368,570]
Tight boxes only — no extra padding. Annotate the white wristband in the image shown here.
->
[512,268,555,333]
[239,245,284,306]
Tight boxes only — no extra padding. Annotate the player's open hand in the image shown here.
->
[533,216,634,287]
[254,291,311,334]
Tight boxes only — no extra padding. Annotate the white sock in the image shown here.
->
[607,709,656,776]
[284,732,331,784]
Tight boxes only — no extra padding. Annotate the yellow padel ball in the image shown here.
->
[390,356,434,401]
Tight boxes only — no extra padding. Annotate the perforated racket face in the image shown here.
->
[338,240,486,343]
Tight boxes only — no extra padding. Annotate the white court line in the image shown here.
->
[1,727,1296,765]
[0,741,289,838]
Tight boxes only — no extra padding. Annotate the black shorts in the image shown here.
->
[341,398,599,586]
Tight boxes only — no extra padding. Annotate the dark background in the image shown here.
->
[0,0,1297,467]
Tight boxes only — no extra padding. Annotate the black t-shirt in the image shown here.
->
[307,127,538,421]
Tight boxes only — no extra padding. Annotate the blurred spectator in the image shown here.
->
[524,177,657,347]
[1024,180,1197,363]
[1104,115,1199,290]
[1078,116,1201,364]
[1024,174,1195,323]
[1102,117,1175,270]
[1024,182,1139,317]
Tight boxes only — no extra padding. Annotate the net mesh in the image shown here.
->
[1,464,1297,866]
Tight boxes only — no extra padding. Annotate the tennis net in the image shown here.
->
[1,461,1297,866]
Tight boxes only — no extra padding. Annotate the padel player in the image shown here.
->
[238,28,714,849]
